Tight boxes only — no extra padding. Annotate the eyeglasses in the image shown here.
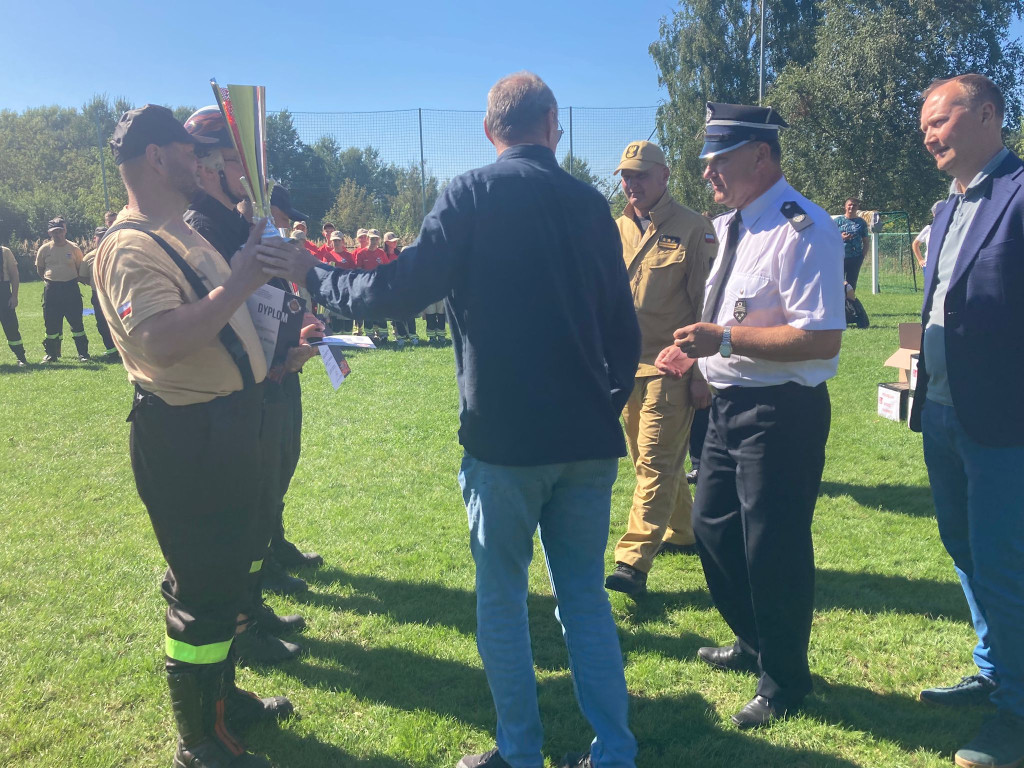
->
[556,122,564,144]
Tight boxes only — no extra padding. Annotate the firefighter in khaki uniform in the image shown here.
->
[605,140,716,598]
[95,104,298,768]
[1,244,27,365]
[79,227,120,360]
[35,217,90,363]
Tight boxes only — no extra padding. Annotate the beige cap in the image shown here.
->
[614,140,668,174]
[367,228,381,239]
[356,228,369,238]
[290,229,307,240]
[330,231,344,241]
[383,231,398,242]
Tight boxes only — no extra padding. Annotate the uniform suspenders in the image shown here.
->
[102,222,256,388]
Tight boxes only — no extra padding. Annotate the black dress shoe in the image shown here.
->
[698,645,758,673]
[731,695,790,729]
[687,469,698,485]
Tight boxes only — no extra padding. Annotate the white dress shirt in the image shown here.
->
[699,176,846,388]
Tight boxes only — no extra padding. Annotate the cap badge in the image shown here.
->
[625,144,640,159]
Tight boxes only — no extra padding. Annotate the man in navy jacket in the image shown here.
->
[912,74,1024,768]
[262,72,640,768]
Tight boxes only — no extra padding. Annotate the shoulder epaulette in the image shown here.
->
[781,201,813,232]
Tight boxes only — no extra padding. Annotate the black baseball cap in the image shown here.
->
[47,217,66,232]
[94,226,107,238]
[270,184,309,222]
[109,104,216,165]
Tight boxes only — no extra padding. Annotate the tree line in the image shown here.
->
[652,0,1024,222]
[3,0,1023,276]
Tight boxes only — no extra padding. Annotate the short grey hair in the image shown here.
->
[485,71,557,144]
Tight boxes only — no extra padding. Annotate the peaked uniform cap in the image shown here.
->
[614,140,668,174]
[700,102,788,159]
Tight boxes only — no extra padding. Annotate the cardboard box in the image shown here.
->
[878,382,910,422]
[910,353,919,392]
[884,323,922,383]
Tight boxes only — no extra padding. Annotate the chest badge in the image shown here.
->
[657,235,680,250]
[733,298,748,323]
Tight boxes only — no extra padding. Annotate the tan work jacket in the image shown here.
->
[618,193,716,376]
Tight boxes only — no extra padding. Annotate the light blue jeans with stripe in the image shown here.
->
[459,453,636,768]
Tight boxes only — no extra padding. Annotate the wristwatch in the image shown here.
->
[719,326,733,358]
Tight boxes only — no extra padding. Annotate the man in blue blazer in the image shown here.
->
[911,73,1024,768]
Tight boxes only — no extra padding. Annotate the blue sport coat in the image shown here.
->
[909,151,1024,447]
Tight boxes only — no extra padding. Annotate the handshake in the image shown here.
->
[230,218,324,294]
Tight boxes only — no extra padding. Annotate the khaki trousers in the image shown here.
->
[614,373,695,573]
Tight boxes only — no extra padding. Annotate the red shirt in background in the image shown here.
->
[324,246,357,270]
[356,247,388,271]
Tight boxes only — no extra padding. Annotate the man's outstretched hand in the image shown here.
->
[258,238,320,285]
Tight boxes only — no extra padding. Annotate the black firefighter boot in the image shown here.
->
[9,343,27,366]
[222,653,294,735]
[166,662,269,768]
[41,337,59,363]
[72,331,90,361]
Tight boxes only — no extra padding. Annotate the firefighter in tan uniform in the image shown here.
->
[35,217,90,362]
[605,141,716,598]
[1,244,27,365]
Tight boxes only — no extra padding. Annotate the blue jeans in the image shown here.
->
[922,400,1024,717]
[459,453,637,768]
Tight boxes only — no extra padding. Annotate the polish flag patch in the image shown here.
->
[117,301,132,319]
[705,233,717,244]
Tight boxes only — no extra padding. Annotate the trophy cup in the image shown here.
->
[210,79,280,240]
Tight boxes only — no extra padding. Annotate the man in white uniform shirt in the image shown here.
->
[656,102,845,729]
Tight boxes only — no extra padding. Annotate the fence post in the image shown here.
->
[568,106,574,176]
[871,231,880,294]
[95,112,110,213]
[418,108,426,223]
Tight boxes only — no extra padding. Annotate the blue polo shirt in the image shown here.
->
[305,143,641,466]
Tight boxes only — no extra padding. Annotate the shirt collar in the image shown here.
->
[497,143,558,165]
[623,190,675,228]
[949,146,1010,197]
[738,175,789,228]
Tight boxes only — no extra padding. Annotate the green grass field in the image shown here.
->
[0,282,975,768]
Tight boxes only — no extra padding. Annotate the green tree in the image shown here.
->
[770,0,1024,222]
[386,164,440,239]
[650,0,821,212]
[326,180,378,236]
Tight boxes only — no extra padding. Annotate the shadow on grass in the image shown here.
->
[282,635,495,731]
[819,481,934,518]
[805,678,985,758]
[301,567,713,671]
[280,644,876,767]
[252,728,419,768]
[815,567,969,621]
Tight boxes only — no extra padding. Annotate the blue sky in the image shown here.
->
[0,0,677,112]
[1,1,1020,115]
